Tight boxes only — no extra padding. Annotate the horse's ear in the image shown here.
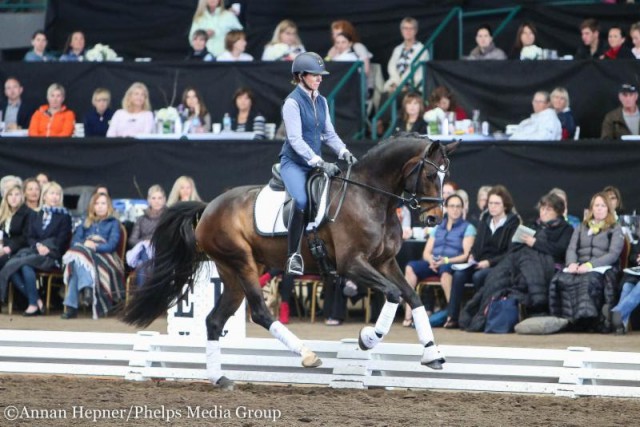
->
[427,140,440,157]
[444,140,460,155]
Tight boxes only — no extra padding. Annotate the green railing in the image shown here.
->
[326,60,368,140]
[0,0,46,11]
[371,7,463,141]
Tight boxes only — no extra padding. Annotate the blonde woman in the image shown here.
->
[188,0,242,57]
[106,82,154,137]
[550,87,576,140]
[0,182,71,316]
[167,176,202,206]
[0,184,32,270]
[61,192,124,319]
[261,19,306,61]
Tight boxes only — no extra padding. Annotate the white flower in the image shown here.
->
[424,107,445,123]
[520,45,542,60]
[85,43,119,62]
[156,107,179,122]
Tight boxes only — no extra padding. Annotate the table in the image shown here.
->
[134,131,257,140]
[0,130,29,137]
[621,135,640,141]
[426,134,496,142]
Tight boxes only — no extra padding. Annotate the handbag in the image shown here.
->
[484,294,519,333]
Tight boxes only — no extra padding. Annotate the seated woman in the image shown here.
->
[167,175,202,207]
[395,92,427,134]
[549,192,624,331]
[59,31,86,62]
[0,184,33,271]
[22,178,41,211]
[611,240,640,334]
[465,25,507,60]
[424,86,468,122]
[106,82,154,137]
[61,192,124,319]
[550,87,576,140]
[447,185,520,329]
[601,26,634,60]
[460,193,574,332]
[179,87,211,134]
[28,83,76,137]
[216,30,253,62]
[548,187,581,228]
[0,182,72,316]
[602,185,624,216]
[126,185,166,287]
[261,19,305,61]
[510,22,543,60]
[402,194,476,326]
[326,33,359,62]
[326,20,372,78]
[188,0,242,57]
[230,87,266,139]
[84,88,114,137]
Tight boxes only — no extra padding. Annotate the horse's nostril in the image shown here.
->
[425,216,437,227]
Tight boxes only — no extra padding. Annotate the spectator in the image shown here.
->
[601,26,635,59]
[28,83,76,137]
[261,19,306,61]
[179,87,211,134]
[59,31,86,62]
[402,194,476,326]
[186,29,215,62]
[548,187,581,228]
[0,182,72,316]
[61,192,124,319]
[460,193,574,331]
[424,86,468,121]
[601,83,639,139]
[126,185,167,287]
[602,185,624,216]
[216,30,253,61]
[550,87,576,139]
[465,25,507,60]
[510,91,562,141]
[230,87,265,139]
[631,22,640,59]
[384,17,428,93]
[511,22,543,60]
[326,33,359,62]
[456,189,471,220]
[2,77,35,130]
[395,92,427,134]
[167,176,202,206]
[575,19,607,59]
[188,0,242,57]
[0,184,33,271]
[0,176,23,198]
[447,185,520,329]
[327,20,372,77]
[106,82,154,137]
[22,178,41,211]
[35,173,49,189]
[468,185,492,226]
[23,30,53,62]
[549,192,624,331]
[83,88,114,137]
[611,239,640,334]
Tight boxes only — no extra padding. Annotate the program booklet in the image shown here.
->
[511,225,536,244]
[624,266,640,276]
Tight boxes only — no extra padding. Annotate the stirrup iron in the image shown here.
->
[286,252,304,276]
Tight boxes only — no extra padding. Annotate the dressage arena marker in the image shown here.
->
[1,329,640,399]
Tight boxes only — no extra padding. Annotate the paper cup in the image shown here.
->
[212,123,222,134]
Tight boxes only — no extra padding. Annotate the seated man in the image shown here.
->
[510,91,562,141]
[601,83,639,139]
[575,18,606,60]
[2,77,34,131]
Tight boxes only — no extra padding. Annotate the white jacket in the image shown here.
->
[510,108,562,141]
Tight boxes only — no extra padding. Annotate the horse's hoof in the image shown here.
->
[358,326,380,351]
[301,349,322,368]
[420,341,446,369]
[422,358,445,370]
[216,376,235,391]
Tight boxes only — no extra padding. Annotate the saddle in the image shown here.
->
[253,164,331,237]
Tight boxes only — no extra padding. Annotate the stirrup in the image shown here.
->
[285,253,304,276]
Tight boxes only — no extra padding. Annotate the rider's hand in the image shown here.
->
[317,160,341,176]
[342,152,358,165]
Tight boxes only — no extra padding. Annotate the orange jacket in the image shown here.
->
[28,105,76,137]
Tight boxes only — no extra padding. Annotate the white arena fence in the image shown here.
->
[1,329,640,399]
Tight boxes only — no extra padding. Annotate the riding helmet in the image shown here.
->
[291,52,330,76]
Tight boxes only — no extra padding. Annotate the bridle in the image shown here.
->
[329,143,450,224]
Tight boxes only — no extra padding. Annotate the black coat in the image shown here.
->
[27,208,72,260]
[0,204,33,254]
[470,212,520,267]
[1,100,36,130]
[529,217,574,264]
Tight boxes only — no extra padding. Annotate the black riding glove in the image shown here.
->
[317,160,341,176]
[343,152,358,165]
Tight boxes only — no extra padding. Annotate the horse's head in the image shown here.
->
[402,139,459,226]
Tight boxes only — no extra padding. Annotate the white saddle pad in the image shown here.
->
[254,183,330,237]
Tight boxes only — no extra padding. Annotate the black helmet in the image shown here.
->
[291,52,330,76]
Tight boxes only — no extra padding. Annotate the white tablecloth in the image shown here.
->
[134,131,256,140]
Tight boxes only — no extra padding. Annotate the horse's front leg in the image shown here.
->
[379,258,445,370]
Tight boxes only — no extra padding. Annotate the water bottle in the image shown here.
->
[472,109,481,134]
[440,116,449,136]
[191,116,201,133]
[223,113,232,132]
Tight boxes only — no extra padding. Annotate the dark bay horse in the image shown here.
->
[122,134,457,389]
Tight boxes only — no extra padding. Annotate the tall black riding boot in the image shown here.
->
[285,208,305,275]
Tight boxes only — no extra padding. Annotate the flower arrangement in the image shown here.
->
[155,107,181,134]
[423,107,445,123]
[85,44,119,62]
[156,107,179,122]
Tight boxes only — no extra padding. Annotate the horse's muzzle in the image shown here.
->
[424,215,442,227]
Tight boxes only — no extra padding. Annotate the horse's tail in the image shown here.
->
[120,201,208,328]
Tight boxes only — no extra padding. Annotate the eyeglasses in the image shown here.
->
[95,98,110,102]
[401,26,416,31]
[447,204,463,209]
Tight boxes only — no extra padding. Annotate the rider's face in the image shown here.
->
[302,73,322,91]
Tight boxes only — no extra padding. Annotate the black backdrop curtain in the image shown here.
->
[0,61,361,137]
[425,60,640,139]
[0,138,637,222]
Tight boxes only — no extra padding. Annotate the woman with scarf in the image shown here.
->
[0,182,71,315]
[601,26,634,60]
[61,192,124,319]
